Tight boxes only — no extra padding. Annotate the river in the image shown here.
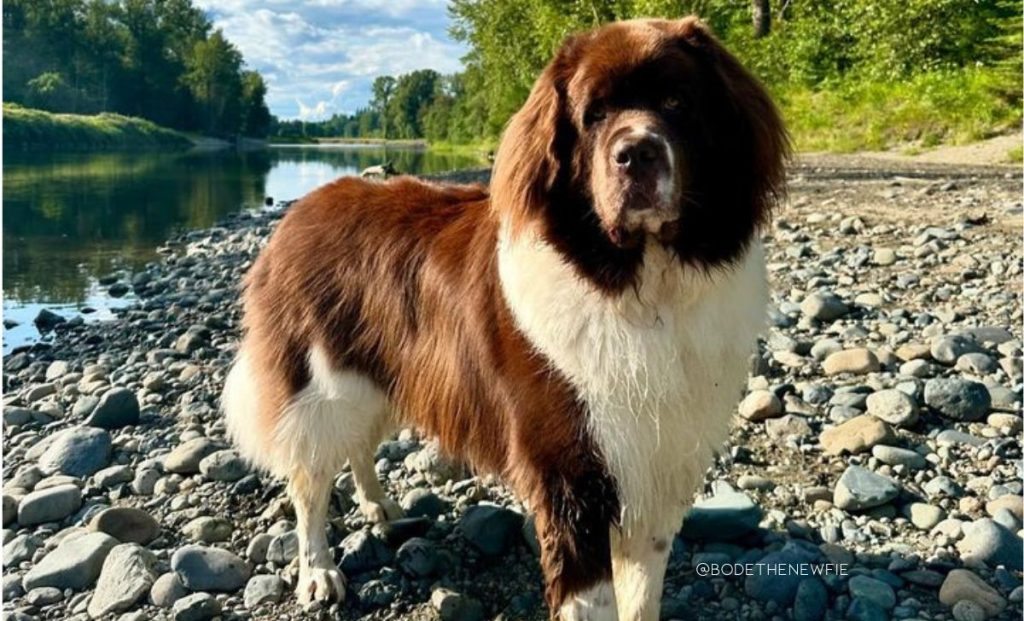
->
[2,145,484,352]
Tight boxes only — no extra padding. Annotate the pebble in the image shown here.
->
[957,518,1024,570]
[85,387,140,429]
[833,465,899,511]
[149,572,188,607]
[37,427,112,476]
[865,389,919,427]
[939,569,1007,616]
[88,544,157,617]
[164,438,221,474]
[903,502,946,530]
[931,335,982,365]
[172,592,222,621]
[431,588,484,621]
[182,516,233,543]
[801,292,849,321]
[3,534,42,566]
[870,445,927,470]
[170,545,250,592]
[458,504,523,556]
[924,378,991,421]
[22,532,117,590]
[90,507,160,544]
[738,390,783,421]
[848,575,896,610]
[744,540,821,605]
[401,488,447,519]
[822,349,881,376]
[339,529,393,573]
[819,415,896,455]
[198,449,248,482]
[243,574,285,608]
[17,483,82,526]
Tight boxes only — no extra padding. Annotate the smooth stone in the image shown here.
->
[37,427,112,477]
[458,504,523,557]
[801,292,849,321]
[924,378,991,421]
[243,574,285,608]
[952,599,987,621]
[265,530,299,565]
[871,445,927,470]
[744,540,822,605]
[431,588,484,621]
[822,349,880,376]
[738,390,784,421]
[88,543,158,617]
[793,577,828,621]
[848,575,896,610]
[85,387,140,429]
[17,483,82,526]
[93,464,133,488]
[182,516,233,543]
[396,537,442,577]
[985,495,1023,520]
[3,534,43,566]
[149,572,188,607]
[681,491,762,541]
[401,488,447,520]
[164,438,220,475]
[25,585,63,606]
[931,335,983,365]
[171,545,250,591]
[902,503,946,530]
[957,518,1024,570]
[339,529,393,573]
[172,592,222,621]
[939,569,1006,616]
[834,466,899,511]
[820,415,897,455]
[91,507,160,544]
[198,450,248,482]
[22,531,117,590]
[865,389,919,427]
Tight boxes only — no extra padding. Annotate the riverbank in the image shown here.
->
[3,104,194,152]
[2,156,1022,620]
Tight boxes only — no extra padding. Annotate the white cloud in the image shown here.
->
[197,0,467,119]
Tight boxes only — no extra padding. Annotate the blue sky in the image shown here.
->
[195,0,467,120]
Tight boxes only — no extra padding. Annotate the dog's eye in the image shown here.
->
[584,103,606,126]
[662,96,681,111]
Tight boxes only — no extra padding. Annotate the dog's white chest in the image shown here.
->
[498,232,767,533]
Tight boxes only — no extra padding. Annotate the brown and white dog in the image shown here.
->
[223,17,787,621]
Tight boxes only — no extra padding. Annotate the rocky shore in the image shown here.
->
[3,156,1022,621]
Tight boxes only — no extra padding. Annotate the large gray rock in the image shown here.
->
[164,438,221,474]
[198,450,248,482]
[150,572,188,607]
[340,529,393,573]
[865,389,919,427]
[88,543,158,617]
[173,592,222,621]
[85,387,140,429]
[745,540,823,605]
[801,292,849,321]
[681,491,762,541]
[833,466,899,511]
[37,427,112,476]
[17,483,82,526]
[244,574,285,608]
[458,504,524,557]
[924,378,991,421]
[957,518,1024,571]
[171,545,250,591]
[22,532,117,590]
[90,507,160,545]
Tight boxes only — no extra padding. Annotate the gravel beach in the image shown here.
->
[3,155,1022,621]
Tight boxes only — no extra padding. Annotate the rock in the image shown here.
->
[243,574,285,608]
[397,537,442,577]
[865,389,919,427]
[22,531,117,590]
[246,534,273,564]
[17,483,82,526]
[25,586,63,606]
[85,387,140,429]
[833,466,899,511]
[801,292,849,321]
[401,488,447,520]
[3,534,43,566]
[957,518,1024,570]
[164,438,220,474]
[88,543,157,617]
[2,494,16,527]
[822,349,880,376]
[171,545,250,592]
[172,592,222,621]
[871,445,927,470]
[340,529,393,573]
[924,378,991,421]
[931,335,983,365]
[936,429,986,447]
[198,450,247,482]
[939,569,1007,616]
[265,530,299,564]
[985,495,1023,521]
[744,540,821,605]
[431,588,485,621]
[952,599,987,621]
[150,572,187,607]
[458,504,524,557]
[903,503,946,530]
[819,415,897,455]
[90,507,160,544]
[957,352,998,375]
[764,414,812,441]
[846,598,888,621]
[37,427,112,476]
[93,464,133,488]
[738,390,783,421]
[182,516,233,543]
[793,577,828,621]
[73,396,100,417]
[34,308,66,330]
[681,491,762,541]
[848,575,896,610]
[132,467,161,496]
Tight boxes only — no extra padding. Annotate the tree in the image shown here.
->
[752,0,770,38]
[241,71,271,137]
[184,30,243,135]
[371,76,396,139]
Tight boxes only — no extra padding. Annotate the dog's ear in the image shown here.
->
[676,16,790,228]
[491,50,569,236]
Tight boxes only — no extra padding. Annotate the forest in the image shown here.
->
[278,0,1021,151]
[3,0,271,138]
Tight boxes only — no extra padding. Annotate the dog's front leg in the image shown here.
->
[609,515,681,621]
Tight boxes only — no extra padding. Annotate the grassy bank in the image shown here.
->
[3,104,194,151]
[778,67,1021,153]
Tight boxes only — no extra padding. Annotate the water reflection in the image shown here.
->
[2,145,483,351]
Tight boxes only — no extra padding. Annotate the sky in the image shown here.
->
[195,0,467,121]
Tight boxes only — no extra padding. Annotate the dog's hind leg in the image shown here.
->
[290,465,346,608]
[350,444,404,524]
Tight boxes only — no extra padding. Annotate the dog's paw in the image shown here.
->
[296,565,346,610]
[358,497,405,524]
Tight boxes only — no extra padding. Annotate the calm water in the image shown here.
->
[2,145,483,352]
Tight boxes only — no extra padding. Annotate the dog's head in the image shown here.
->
[492,17,789,273]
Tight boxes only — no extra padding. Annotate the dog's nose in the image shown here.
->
[611,135,664,172]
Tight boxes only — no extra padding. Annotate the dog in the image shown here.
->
[223,16,787,621]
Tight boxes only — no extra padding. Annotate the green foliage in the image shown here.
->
[3,0,270,137]
[3,103,193,151]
